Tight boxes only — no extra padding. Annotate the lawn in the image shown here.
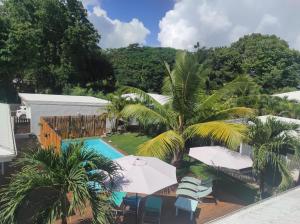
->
[103,132,151,155]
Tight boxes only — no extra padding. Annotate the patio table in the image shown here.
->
[175,196,198,221]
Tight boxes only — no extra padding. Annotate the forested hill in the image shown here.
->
[106,44,177,93]
[1,0,300,103]
[108,34,300,94]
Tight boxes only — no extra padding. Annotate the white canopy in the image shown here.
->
[0,103,17,163]
[189,146,253,170]
[114,155,177,194]
[122,93,171,105]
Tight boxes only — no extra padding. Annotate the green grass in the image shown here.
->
[103,132,151,155]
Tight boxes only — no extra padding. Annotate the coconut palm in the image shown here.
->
[121,52,254,164]
[106,91,129,132]
[0,143,120,224]
[248,117,300,198]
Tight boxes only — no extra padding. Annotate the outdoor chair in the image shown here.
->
[176,187,213,201]
[177,182,210,192]
[181,176,213,187]
[142,196,163,224]
[123,195,142,215]
[112,195,142,223]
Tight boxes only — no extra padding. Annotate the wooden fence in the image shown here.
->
[40,118,62,153]
[40,115,106,152]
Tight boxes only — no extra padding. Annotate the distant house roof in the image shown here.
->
[0,103,17,162]
[273,91,300,102]
[209,186,300,224]
[122,93,171,105]
[19,93,110,106]
[258,115,300,127]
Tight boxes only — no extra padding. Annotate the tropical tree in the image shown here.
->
[121,52,254,165]
[0,143,120,224]
[105,91,130,132]
[248,117,300,198]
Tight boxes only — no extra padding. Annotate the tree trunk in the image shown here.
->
[61,195,68,224]
[171,150,183,167]
[259,171,265,199]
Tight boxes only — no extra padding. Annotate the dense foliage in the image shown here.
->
[107,44,177,93]
[0,0,115,102]
[205,34,300,93]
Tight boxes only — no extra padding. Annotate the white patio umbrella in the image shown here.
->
[113,155,177,223]
[189,146,253,170]
[114,155,177,194]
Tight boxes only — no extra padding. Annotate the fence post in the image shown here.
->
[93,115,96,136]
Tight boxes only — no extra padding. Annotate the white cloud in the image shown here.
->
[87,5,150,48]
[159,0,300,50]
[256,14,280,33]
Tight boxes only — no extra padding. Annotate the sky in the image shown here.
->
[82,0,300,50]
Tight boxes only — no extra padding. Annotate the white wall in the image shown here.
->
[29,103,107,136]
[239,143,253,157]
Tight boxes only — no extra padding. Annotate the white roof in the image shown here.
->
[189,146,253,170]
[273,91,300,102]
[19,93,109,106]
[209,186,300,224]
[0,103,16,162]
[114,155,177,194]
[258,115,300,126]
[122,93,171,105]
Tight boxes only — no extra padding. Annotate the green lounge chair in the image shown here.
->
[181,176,213,186]
[142,196,163,224]
[178,182,209,192]
[176,187,213,201]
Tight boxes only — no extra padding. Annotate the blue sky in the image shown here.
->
[99,0,173,46]
[84,0,300,50]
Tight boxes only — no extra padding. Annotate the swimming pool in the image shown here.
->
[61,138,125,206]
[62,138,123,160]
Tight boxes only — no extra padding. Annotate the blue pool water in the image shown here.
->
[61,138,125,206]
[61,138,123,160]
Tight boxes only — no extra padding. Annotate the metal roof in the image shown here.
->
[273,91,300,102]
[19,93,110,106]
[122,93,171,105]
[258,115,300,126]
[0,103,16,162]
[209,186,300,224]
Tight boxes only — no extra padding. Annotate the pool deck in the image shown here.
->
[55,186,245,224]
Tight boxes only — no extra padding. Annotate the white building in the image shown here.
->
[18,93,110,136]
[273,90,300,102]
[0,103,17,174]
[209,186,300,224]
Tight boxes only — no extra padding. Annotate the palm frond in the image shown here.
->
[184,121,248,149]
[205,107,255,121]
[138,130,185,159]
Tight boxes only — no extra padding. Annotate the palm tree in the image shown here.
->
[248,117,300,198]
[106,91,129,133]
[0,143,120,224]
[121,52,254,165]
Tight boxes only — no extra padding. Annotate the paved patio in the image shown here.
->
[59,187,245,224]
[1,138,245,224]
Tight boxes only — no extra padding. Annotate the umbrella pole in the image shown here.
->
[136,193,138,224]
